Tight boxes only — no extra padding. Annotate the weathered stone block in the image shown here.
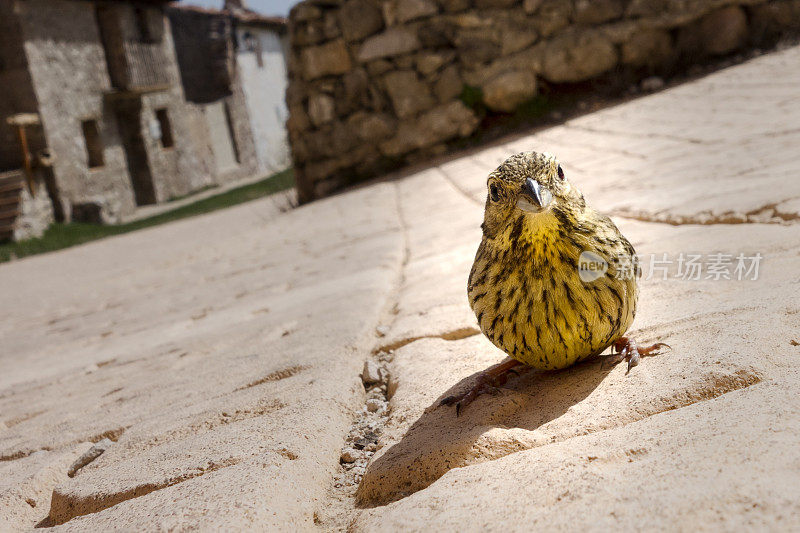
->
[697,6,749,56]
[308,93,336,126]
[482,70,537,112]
[463,43,544,87]
[383,70,436,118]
[335,68,371,114]
[293,21,327,46]
[302,40,353,80]
[286,103,312,134]
[291,3,323,22]
[541,31,618,83]
[395,0,439,23]
[337,143,382,170]
[339,0,384,42]
[574,0,623,25]
[475,0,519,8]
[285,79,310,108]
[416,51,454,76]
[366,59,394,76]
[358,28,422,62]
[528,0,571,37]
[304,120,360,159]
[540,0,573,37]
[416,19,457,47]
[323,11,342,40]
[348,111,397,141]
[501,26,539,56]
[434,65,464,102]
[395,55,416,69]
[522,0,543,13]
[622,29,674,68]
[625,0,665,17]
[750,1,800,39]
[456,33,502,67]
[379,101,478,156]
[439,0,472,12]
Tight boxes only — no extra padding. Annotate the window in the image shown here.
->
[134,7,154,43]
[155,108,174,148]
[81,120,105,168]
[243,32,264,68]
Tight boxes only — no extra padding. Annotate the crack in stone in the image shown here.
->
[0,428,126,464]
[234,364,309,391]
[0,447,52,462]
[562,123,713,145]
[613,203,800,226]
[314,182,410,531]
[41,457,241,527]
[437,167,483,207]
[374,327,481,355]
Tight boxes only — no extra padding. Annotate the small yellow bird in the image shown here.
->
[443,151,667,414]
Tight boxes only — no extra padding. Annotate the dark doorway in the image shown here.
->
[114,100,157,206]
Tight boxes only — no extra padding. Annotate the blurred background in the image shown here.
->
[1,0,798,256]
[2,1,800,530]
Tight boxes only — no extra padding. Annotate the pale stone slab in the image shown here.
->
[0,185,404,529]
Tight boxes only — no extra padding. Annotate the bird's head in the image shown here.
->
[482,151,585,240]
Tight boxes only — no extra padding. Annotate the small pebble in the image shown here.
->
[366,399,383,412]
[68,438,113,477]
[375,325,389,337]
[361,360,381,385]
[340,447,360,464]
[640,76,665,92]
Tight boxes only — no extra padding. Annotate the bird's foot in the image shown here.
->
[606,337,670,373]
[440,359,526,416]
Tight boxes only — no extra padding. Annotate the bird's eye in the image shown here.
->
[557,165,565,180]
[489,183,500,202]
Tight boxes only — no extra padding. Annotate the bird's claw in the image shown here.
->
[440,359,525,416]
[607,337,671,373]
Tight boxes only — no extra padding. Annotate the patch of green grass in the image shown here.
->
[0,168,294,263]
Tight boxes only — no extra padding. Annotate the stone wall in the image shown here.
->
[286,0,800,202]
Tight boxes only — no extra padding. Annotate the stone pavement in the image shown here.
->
[2,46,800,531]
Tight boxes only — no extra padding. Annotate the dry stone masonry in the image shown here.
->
[286,0,800,202]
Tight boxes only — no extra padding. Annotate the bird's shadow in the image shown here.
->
[356,356,615,507]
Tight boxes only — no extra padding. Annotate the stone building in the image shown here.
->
[0,0,265,231]
[167,2,289,179]
[232,8,291,176]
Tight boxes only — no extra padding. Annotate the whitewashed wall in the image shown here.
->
[235,25,290,176]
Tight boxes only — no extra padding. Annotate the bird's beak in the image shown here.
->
[517,178,552,212]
